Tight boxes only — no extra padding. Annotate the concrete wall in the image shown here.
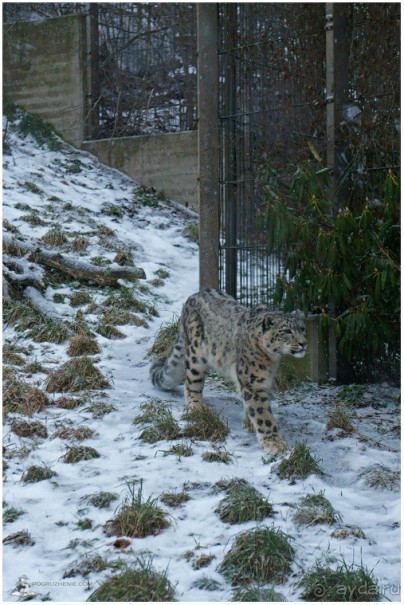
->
[3,15,87,147]
[82,131,199,211]
[3,13,199,209]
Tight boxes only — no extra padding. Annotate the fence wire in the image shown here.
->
[217,3,399,383]
[218,3,326,307]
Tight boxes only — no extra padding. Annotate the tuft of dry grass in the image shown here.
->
[103,288,148,314]
[160,442,194,459]
[69,291,93,308]
[160,491,191,508]
[45,357,110,392]
[53,425,95,441]
[133,399,181,443]
[326,405,355,433]
[3,342,26,366]
[148,277,164,287]
[3,530,35,547]
[96,323,125,340]
[84,400,117,418]
[3,300,38,332]
[4,300,69,344]
[183,223,199,242]
[4,507,25,524]
[41,226,68,247]
[67,334,100,357]
[276,442,323,480]
[299,559,380,601]
[87,558,175,602]
[147,318,179,357]
[63,554,112,578]
[21,465,57,483]
[71,236,89,252]
[62,445,101,463]
[202,446,234,464]
[101,308,148,328]
[154,268,170,279]
[183,405,229,442]
[3,378,50,416]
[104,481,171,538]
[293,491,342,526]
[88,492,119,509]
[113,251,134,266]
[232,585,286,601]
[330,525,366,540]
[358,464,400,491]
[11,419,48,438]
[218,525,295,585]
[56,396,84,409]
[215,478,274,524]
[21,213,46,226]
[192,553,216,570]
[24,360,47,374]
[30,318,69,344]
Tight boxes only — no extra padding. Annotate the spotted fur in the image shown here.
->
[150,289,307,452]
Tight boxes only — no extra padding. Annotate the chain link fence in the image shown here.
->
[218,3,400,309]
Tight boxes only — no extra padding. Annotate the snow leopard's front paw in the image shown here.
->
[260,435,287,454]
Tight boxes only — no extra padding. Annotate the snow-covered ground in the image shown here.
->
[2,118,400,602]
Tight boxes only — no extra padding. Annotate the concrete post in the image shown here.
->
[325,3,351,210]
[325,3,351,382]
[197,3,220,290]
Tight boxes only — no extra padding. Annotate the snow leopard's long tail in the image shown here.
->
[150,331,185,391]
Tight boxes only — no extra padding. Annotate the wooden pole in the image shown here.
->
[197,3,220,290]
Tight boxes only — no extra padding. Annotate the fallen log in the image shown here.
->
[3,233,146,287]
[24,286,61,320]
[3,255,45,291]
[3,277,13,303]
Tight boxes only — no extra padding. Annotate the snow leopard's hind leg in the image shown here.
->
[182,310,208,410]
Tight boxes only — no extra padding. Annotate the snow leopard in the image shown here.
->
[150,288,307,453]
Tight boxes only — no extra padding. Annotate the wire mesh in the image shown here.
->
[218,3,326,308]
[335,4,400,206]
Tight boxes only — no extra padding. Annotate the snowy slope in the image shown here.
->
[2,119,400,603]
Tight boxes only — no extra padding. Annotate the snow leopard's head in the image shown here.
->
[253,308,307,358]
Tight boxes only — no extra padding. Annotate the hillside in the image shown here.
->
[2,112,400,602]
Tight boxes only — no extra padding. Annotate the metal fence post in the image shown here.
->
[197,4,220,290]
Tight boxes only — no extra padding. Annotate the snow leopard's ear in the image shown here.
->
[262,315,274,332]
